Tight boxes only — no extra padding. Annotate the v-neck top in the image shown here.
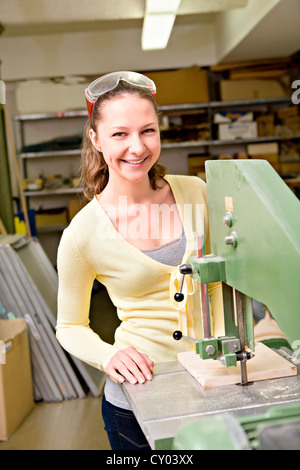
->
[56,174,223,373]
[142,228,187,266]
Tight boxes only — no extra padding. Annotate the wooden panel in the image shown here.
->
[178,342,297,389]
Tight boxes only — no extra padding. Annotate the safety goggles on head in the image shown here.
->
[85,71,156,119]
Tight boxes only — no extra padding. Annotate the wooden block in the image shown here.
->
[178,342,297,389]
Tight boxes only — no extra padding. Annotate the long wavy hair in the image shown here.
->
[80,81,167,200]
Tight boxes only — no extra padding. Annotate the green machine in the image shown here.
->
[172,159,300,450]
[122,160,300,450]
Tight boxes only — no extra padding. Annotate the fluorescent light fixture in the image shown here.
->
[146,0,181,14]
[142,13,177,50]
[142,0,182,50]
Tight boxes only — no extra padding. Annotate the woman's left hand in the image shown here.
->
[105,346,154,385]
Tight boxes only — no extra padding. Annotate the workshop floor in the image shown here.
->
[0,283,119,451]
[0,394,110,450]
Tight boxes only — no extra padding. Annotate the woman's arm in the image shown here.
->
[56,228,153,383]
[56,229,118,370]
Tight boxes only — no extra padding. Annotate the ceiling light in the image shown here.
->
[142,0,182,50]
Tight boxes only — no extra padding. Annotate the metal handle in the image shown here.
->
[174,264,193,303]
[173,330,198,343]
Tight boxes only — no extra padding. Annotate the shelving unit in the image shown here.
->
[159,96,300,180]
[160,96,299,148]
[14,112,86,187]
[15,95,300,189]
[13,111,87,264]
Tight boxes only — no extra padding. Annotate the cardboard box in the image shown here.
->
[214,111,253,123]
[220,79,288,101]
[146,67,209,105]
[247,142,279,164]
[35,207,68,227]
[279,162,300,174]
[0,319,34,440]
[256,114,275,137]
[218,121,257,141]
[188,155,210,176]
[68,198,88,221]
[277,106,299,120]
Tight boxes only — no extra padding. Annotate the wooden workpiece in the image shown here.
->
[178,342,297,389]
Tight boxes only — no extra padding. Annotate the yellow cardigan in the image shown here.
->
[56,175,224,372]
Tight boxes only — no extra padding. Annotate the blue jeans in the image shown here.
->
[102,394,151,450]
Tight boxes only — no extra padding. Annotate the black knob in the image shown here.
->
[174,292,184,302]
[180,264,193,275]
[173,330,183,341]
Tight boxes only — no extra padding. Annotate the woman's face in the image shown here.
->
[90,93,161,187]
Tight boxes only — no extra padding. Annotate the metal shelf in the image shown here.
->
[161,134,300,150]
[14,96,291,121]
[19,148,81,159]
[161,140,209,149]
[14,110,88,121]
[23,187,83,197]
[37,224,68,233]
[209,96,290,108]
[211,134,300,146]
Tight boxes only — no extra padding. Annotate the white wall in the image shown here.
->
[1,22,216,81]
[216,0,300,62]
[214,0,281,62]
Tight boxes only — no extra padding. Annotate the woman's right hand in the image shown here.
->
[106,346,154,385]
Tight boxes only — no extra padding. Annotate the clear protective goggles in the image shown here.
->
[85,71,156,119]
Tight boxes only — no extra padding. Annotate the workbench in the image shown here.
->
[122,353,300,449]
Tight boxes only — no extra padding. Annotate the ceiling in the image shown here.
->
[0,0,248,36]
[0,0,299,63]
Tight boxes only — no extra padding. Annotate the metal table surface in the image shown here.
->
[121,360,300,449]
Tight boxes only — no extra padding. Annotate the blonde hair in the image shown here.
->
[80,81,167,200]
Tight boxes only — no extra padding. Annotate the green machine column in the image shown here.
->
[205,159,300,351]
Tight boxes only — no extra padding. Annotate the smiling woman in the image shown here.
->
[56,71,224,450]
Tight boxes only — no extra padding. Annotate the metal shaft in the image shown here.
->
[201,284,211,338]
[197,235,211,338]
[235,289,248,385]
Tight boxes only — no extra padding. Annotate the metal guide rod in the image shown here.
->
[197,235,211,338]
[235,289,248,385]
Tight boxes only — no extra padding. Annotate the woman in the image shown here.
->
[56,71,223,450]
